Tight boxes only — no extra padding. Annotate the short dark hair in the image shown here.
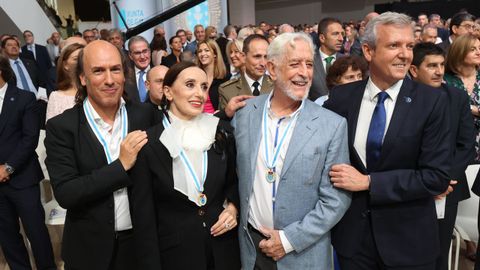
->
[0,54,15,82]
[161,61,201,111]
[23,30,33,36]
[326,56,367,90]
[1,37,19,48]
[242,34,269,54]
[223,25,235,36]
[450,12,476,35]
[75,44,131,104]
[169,36,181,45]
[412,42,444,67]
[176,29,186,36]
[318,17,342,34]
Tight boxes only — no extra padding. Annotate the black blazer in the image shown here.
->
[162,53,180,68]
[130,119,240,270]
[308,51,344,101]
[22,44,54,91]
[44,102,154,270]
[441,84,475,204]
[324,78,451,266]
[209,77,229,111]
[0,84,43,188]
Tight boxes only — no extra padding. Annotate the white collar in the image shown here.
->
[366,77,402,102]
[135,66,150,75]
[86,97,126,127]
[266,90,304,119]
[244,72,264,88]
[319,49,336,61]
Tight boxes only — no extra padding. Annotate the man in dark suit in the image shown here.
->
[0,54,56,270]
[2,37,48,127]
[309,17,345,101]
[218,34,272,110]
[409,42,475,270]
[438,12,476,53]
[45,40,153,270]
[324,12,451,270]
[125,35,151,103]
[216,25,237,72]
[22,30,55,91]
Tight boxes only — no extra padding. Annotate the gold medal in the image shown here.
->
[198,193,207,206]
[266,169,276,183]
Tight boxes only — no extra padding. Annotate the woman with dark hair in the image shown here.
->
[162,36,182,68]
[46,43,84,121]
[444,34,480,162]
[196,39,229,113]
[150,34,168,66]
[131,62,240,270]
[315,55,368,105]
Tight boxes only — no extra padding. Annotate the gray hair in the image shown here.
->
[362,12,413,48]
[267,32,314,65]
[278,24,294,34]
[422,23,438,34]
[128,35,149,51]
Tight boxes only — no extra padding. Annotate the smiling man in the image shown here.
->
[233,32,351,270]
[45,40,153,270]
[126,35,151,103]
[309,17,345,101]
[324,12,452,270]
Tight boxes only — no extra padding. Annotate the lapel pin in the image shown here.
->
[10,97,14,101]
[404,96,412,103]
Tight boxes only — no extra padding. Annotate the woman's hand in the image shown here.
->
[210,202,238,237]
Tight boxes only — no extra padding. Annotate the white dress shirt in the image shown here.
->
[319,49,337,73]
[85,98,132,231]
[27,43,36,59]
[134,66,150,90]
[248,94,303,254]
[353,78,402,168]
[244,73,264,94]
[0,83,7,115]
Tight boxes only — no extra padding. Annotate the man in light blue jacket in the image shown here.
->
[232,32,351,270]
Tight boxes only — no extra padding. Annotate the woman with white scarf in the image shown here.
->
[131,61,241,270]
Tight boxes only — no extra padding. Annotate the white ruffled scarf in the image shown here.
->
[160,112,219,206]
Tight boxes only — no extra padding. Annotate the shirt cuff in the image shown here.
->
[279,230,294,254]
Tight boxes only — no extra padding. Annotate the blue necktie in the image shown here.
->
[15,60,31,92]
[138,70,147,102]
[366,91,389,171]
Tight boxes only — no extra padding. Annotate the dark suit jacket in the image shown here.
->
[324,78,451,266]
[130,120,240,270]
[216,36,231,74]
[209,77,229,111]
[22,44,54,91]
[309,51,344,101]
[0,84,43,188]
[44,102,154,270]
[162,53,180,68]
[438,38,451,53]
[441,84,475,205]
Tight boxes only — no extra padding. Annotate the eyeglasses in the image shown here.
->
[459,23,475,30]
[131,49,150,57]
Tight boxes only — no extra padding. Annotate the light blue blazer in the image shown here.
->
[232,94,352,270]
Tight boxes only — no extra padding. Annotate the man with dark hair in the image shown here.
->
[108,28,128,54]
[309,17,345,101]
[45,40,153,270]
[126,35,151,103]
[176,29,188,50]
[409,42,475,270]
[217,25,237,72]
[439,12,476,52]
[418,13,429,27]
[0,53,56,270]
[218,34,272,110]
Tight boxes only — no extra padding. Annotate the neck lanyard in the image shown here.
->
[261,95,303,212]
[162,115,208,206]
[83,98,128,164]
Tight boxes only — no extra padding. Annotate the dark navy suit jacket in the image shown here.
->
[324,78,452,266]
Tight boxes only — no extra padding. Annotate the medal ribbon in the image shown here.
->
[83,97,128,164]
[162,116,208,193]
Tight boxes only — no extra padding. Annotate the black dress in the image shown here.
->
[131,118,241,270]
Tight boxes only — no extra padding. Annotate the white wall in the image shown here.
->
[0,0,56,45]
[229,0,255,26]
[255,0,386,25]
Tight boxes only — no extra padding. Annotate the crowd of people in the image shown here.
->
[1,7,480,270]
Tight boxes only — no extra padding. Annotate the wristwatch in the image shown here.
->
[4,163,14,175]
